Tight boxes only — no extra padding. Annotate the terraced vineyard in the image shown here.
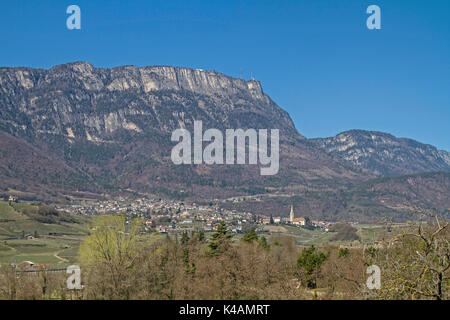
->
[0,201,89,266]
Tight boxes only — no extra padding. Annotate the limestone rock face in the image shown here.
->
[3,62,361,201]
[0,62,448,220]
[0,62,298,142]
[311,130,450,176]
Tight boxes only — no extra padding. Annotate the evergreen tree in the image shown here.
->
[338,247,349,257]
[196,230,205,242]
[258,236,270,250]
[181,230,189,245]
[297,246,328,289]
[305,216,311,226]
[243,227,258,243]
[208,221,232,256]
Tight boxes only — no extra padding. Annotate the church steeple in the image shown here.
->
[290,205,294,223]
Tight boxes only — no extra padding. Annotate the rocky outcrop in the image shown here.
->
[1,62,366,202]
[311,130,450,176]
[0,62,298,142]
[1,62,448,220]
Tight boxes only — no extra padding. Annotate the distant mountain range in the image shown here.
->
[0,62,448,221]
[311,130,450,176]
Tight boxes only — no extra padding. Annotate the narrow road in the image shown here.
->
[54,251,69,264]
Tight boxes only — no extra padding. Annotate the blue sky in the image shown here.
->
[1,0,449,150]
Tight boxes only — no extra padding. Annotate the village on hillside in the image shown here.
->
[56,198,331,235]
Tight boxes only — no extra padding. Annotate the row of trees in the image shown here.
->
[0,209,448,300]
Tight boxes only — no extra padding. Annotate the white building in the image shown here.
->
[289,206,306,226]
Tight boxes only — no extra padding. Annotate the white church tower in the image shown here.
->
[289,205,294,223]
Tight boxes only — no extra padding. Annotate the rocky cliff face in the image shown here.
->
[0,62,364,202]
[311,130,450,176]
[0,62,298,142]
[1,62,448,220]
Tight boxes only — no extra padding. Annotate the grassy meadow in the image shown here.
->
[0,201,88,267]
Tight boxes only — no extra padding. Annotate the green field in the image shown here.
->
[0,199,400,266]
[261,222,398,247]
[0,201,89,267]
[263,224,335,246]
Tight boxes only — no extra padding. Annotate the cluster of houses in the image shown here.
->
[2,196,330,271]
[16,261,49,271]
[58,197,330,235]
[2,261,53,272]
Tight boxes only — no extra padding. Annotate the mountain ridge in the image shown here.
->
[310,129,450,176]
[0,62,448,220]
[0,62,364,201]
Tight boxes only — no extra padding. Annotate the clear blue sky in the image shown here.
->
[1,0,449,150]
